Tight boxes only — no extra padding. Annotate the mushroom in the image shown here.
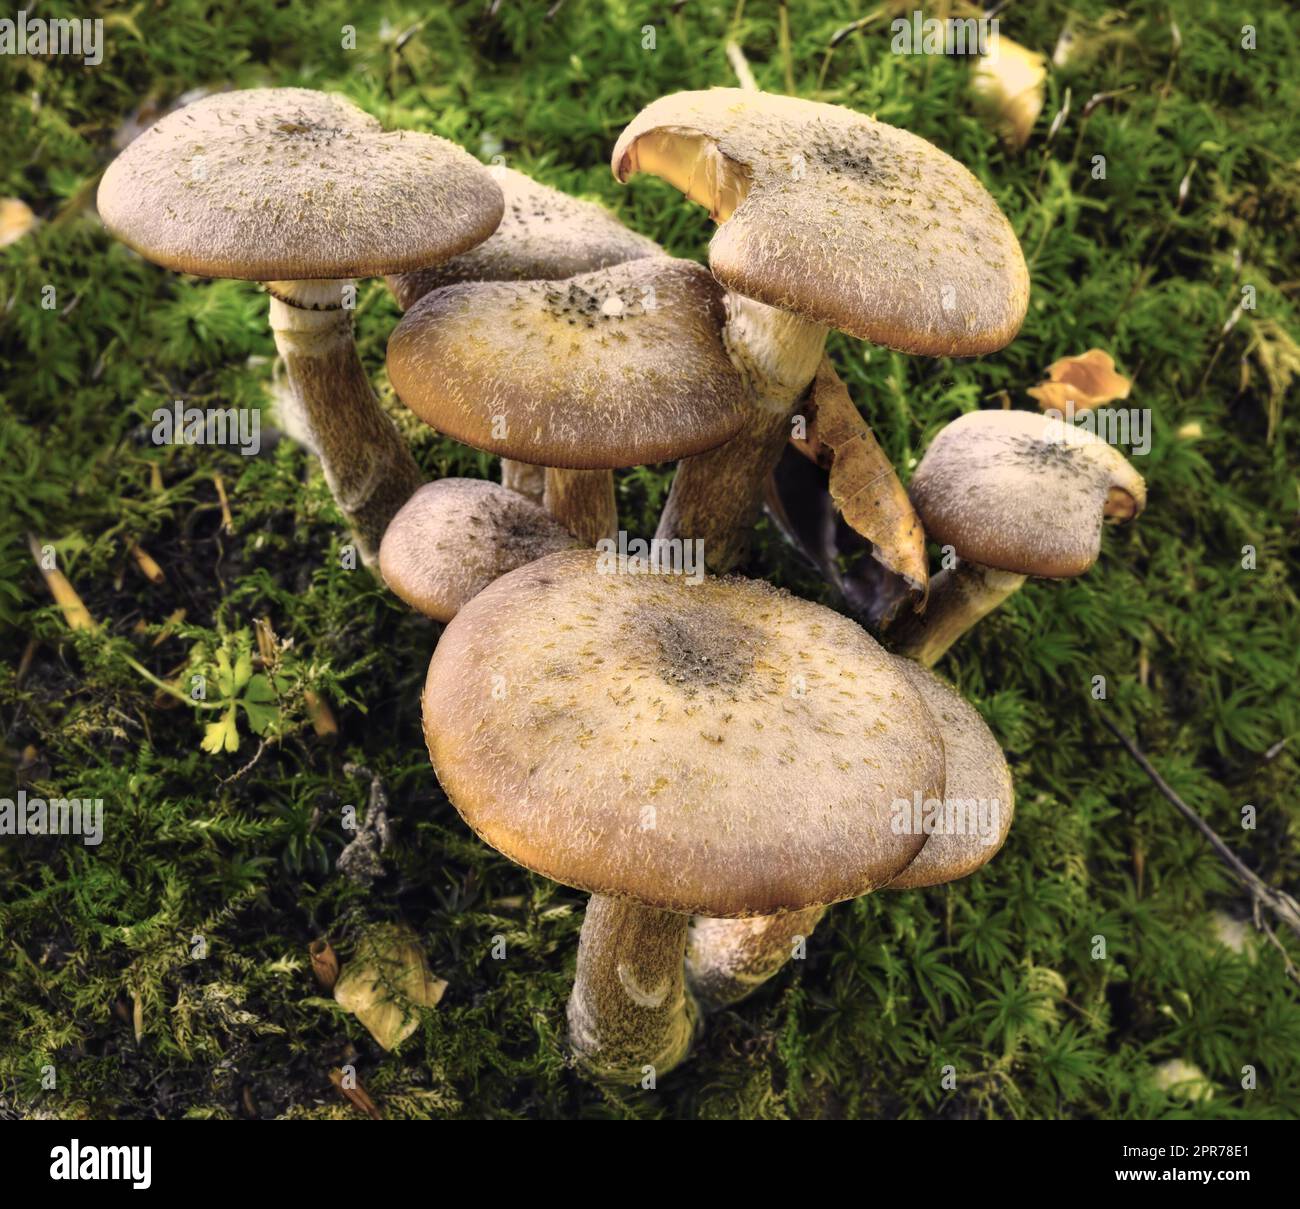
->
[378,478,578,621]
[386,257,747,546]
[888,409,1147,666]
[97,88,504,563]
[421,548,945,1081]
[387,166,662,507]
[611,89,1029,569]
[687,658,1014,1010]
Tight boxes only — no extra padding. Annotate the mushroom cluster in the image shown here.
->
[97,83,1149,1086]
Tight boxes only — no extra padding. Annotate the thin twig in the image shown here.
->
[1253,899,1300,987]
[1101,718,1300,974]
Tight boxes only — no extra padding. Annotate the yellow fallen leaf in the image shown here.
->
[1,198,38,247]
[334,925,446,1052]
[1028,348,1132,413]
[971,38,1047,151]
[791,358,928,597]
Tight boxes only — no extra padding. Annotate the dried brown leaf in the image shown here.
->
[329,1068,383,1120]
[309,938,339,991]
[1028,348,1132,413]
[791,358,927,597]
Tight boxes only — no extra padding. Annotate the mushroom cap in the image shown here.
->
[909,409,1147,578]
[423,549,946,916]
[387,167,662,310]
[387,257,747,470]
[97,88,504,281]
[379,479,580,622]
[886,661,1013,890]
[612,89,1029,356]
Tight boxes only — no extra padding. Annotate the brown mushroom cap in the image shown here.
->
[387,257,747,469]
[909,409,1147,578]
[423,548,946,916]
[612,89,1029,356]
[379,479,579,622]
[97,88,504,281]
[387,167,661,310]
[886,660,1013,890]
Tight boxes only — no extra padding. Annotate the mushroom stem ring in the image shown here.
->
[568,894,698,1083]
[268,279,423,563]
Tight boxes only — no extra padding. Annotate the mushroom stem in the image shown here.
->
[889,560,1027,667]
[500,459,545,506]
[568,894,698,1083]
[656,295,827,571]
[267,279,423,564]
[543,468,618,546]
[687,906,827,1011]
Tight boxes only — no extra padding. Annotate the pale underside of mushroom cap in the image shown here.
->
[423,549,946,916]
[387,257,747,469]
[909,409,1147,578]
[886,660,1013,890]
[387,166,662,310]
[612,89,1030,356]
[97,87,504,280]
[378,479,580,622]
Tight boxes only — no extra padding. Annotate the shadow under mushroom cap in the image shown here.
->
[422,548,946,917]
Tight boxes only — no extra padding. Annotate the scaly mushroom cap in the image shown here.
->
[379,479,579,622]
[612,89,1029,355]
[387,167,661,310]
[909,409,1147,578]
[886,661,1013,890]
[97,88,504,280]
[423,549,946,916]
[387,257,747,469]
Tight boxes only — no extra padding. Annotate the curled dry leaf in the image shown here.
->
[333,924,446,1052]
[789,358,928,598]
[1028,348,1132,413]
[1,198,38,247]
[328,1067,383,1120]
[309,937,339,990]
[971,37,1047,151]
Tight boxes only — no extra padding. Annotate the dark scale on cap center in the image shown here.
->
[495,507,566,557]
[633,605,763,695]
[543,277,648,329]
[803,123,896,184]
[267,115,352,146]
[1010,434,1096,479]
